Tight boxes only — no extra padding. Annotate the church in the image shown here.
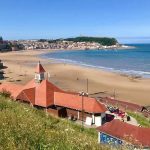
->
[0,62,107,126]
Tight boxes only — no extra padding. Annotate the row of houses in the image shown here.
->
[0,62,150,149]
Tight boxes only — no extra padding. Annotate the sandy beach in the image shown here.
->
[0,49,150,106]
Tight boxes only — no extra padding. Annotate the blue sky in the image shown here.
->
[0,0,150,43]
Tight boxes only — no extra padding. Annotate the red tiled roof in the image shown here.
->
[17,79,64,107]
[54,92,107,113]
[35,80,63,107]
[35,61,45,73]
[17,88,35,104]
[97,119,150,147]
[0,83,23,99]
[21,79,37,89]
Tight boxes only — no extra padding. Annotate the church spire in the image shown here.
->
[35,61,46,82]
[35,61,46,74]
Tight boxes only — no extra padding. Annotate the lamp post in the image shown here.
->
[79,91,88,131]
[87,78,89,94]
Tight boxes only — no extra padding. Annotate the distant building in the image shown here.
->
[97,119,150,149]
[0,37,11,52]
[0,62,107,126]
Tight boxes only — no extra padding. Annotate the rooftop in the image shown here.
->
[0,83,23,99]
[97,119,150,147]
[54,92,107,113]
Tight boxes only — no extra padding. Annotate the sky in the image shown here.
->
[0,0,150,43]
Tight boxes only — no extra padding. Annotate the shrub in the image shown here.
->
[127,111,150,127]
[0,89,11,98]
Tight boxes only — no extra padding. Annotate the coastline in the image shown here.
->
[0,49,150,106]
[41,46,147,79]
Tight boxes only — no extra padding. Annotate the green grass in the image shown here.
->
[127,111,150,127]
[0,95,112,150]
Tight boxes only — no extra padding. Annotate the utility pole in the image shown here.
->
[113,89,116,99]
[79,91,88,131]
[82,95,84,130]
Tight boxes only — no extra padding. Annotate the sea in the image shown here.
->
[41,44,150,78]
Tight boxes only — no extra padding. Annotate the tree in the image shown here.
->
[0,36,3,42]
[65,36,118,46]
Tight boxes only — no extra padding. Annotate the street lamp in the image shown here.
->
[79,91,88,131]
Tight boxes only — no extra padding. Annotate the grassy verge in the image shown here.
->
[127,111,150,127]
[0,95,111,150]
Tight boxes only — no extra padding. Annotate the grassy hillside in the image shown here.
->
[64,37,118,46]
[127,111,150,127]
[0,95,110,150]
[39,36,118,46]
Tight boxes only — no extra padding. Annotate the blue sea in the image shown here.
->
[41,44,150,78]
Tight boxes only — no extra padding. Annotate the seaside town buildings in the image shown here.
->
[9,40,120,51]
[0,35,124,52]
[0,62,107,126]
[0,36,126,52]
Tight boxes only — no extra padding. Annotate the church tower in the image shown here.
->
[35,61,46,83]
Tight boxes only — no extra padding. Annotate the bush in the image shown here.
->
[65,37,118,46]
[0,89,11,98]
[127,111,150,127]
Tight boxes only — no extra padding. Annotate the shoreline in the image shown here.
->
[40,47,148,79]
[41,56,146,79]
[0,49,150,106]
